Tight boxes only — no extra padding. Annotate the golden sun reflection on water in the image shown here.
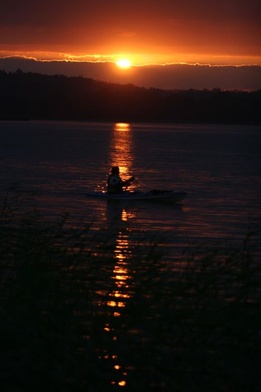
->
[114,122,131,132]
[106,222,132,314]
[100,205,135,387]
[110,123,134,178]
[98,123,136,388]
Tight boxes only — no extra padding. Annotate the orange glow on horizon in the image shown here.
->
[1,50,261,66]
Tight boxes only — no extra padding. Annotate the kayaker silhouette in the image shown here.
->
[107,166,135,194]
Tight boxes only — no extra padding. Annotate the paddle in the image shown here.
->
[123,176,135,191]
[134,153,163,185]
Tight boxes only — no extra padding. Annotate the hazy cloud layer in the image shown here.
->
[0,58,260,90]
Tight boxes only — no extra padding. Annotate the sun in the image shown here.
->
[116,59,132,69]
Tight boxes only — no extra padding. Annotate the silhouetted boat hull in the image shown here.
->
[86,190,187,202]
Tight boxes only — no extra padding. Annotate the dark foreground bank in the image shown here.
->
[1,198,261,392]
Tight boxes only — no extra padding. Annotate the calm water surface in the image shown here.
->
[1,121,261,389]
[1,120,260,242]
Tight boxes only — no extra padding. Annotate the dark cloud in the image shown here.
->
[1,0,260,23]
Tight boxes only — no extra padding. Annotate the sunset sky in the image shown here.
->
[1,0,260,65]
[1,0,261,89]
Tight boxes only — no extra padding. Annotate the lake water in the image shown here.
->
[1,121,261,390]
[1,121,260,243]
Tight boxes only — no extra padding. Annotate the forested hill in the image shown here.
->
[0,69,260,124]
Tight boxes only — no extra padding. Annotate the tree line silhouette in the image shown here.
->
[0,69,260,123]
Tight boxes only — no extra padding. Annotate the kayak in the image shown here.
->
[86,189,187,202]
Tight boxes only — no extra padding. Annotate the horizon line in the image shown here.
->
[1,54,261,68]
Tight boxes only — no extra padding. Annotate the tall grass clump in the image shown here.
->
[1,196,261,392]
[116,218,261,392]
[0,196,112,391]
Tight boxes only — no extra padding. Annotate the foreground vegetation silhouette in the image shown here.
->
[0,69,260,123]
[1,195,261,392]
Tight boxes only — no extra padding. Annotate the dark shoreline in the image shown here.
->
[1,118,260,126]
[1,70,260,125]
